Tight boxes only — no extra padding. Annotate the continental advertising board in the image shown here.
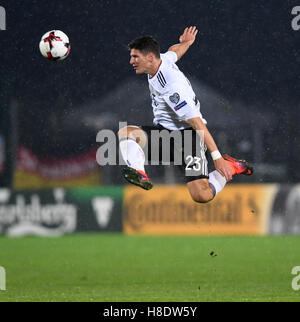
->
[123,184,278,235]
[1,184,299,236]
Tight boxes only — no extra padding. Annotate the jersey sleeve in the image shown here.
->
[161,51,178,64]
[163,83,201,121]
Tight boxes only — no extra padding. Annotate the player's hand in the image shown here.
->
[214,157,233,182]
[179,26,198,45]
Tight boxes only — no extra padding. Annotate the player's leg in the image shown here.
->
[182,127,253,202]
[187,156,253,203]
[118,125,153,190]
[185,169,227,203]
[187,169,229,203]
[118,125,147,170]
[182,128,228,203]
[187,178,215,203]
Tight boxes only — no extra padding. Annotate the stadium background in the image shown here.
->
[1,0,300,188]
[0,0,300,302]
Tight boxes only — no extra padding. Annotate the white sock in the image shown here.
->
[209,170,227,196]
[119,139,145,172]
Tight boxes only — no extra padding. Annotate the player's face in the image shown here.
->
[130,49,151,74]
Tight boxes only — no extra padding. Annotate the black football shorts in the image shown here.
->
[140,124,209,183]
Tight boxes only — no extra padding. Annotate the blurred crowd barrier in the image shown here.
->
[0,184,299,236]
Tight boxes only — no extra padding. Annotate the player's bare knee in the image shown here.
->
[187,179,214,203]
[118,126,147,148]
[118,126,135,140]
[189,189,214,204]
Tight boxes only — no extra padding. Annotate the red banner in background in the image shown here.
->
[14,146,101,188]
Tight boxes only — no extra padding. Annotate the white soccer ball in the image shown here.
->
[39,30,71,61]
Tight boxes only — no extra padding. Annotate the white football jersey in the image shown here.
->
[148,51,207,130]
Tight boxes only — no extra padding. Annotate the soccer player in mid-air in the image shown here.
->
[118,26,253,203]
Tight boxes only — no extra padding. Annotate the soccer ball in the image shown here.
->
[39,30,71,61]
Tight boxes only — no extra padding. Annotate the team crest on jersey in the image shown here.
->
[169,93,180,104]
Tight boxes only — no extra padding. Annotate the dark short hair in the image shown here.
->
[128,35,160,59]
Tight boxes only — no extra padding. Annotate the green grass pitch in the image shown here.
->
[0,234,300,302]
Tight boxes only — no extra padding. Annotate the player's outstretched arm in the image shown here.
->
[168,26,198,60]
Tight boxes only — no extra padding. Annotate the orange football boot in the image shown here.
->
[223,155,253,176]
